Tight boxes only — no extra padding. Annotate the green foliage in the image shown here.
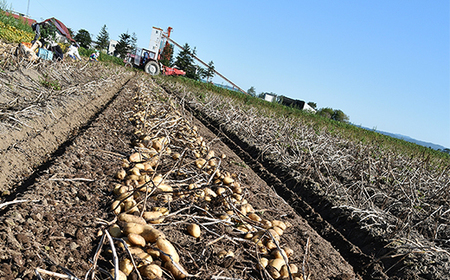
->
[115,32,133,59]
[0,4,32,33]
[174,43,199,80]
[78,46,124,66]
[74,29,92,49]
[247,86,256,97]
[317,107,349,122]
[203,61,215,81]
[40,22,58,41]
[155,75,450,162]
[308,102,317,109]
[95,24,109,51]
[160,43,173,67]
[40,74,61,90]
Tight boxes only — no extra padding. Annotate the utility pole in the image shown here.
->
[26,0,30,17]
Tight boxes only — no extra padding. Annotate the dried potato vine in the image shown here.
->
[108,76,306,280]
[156,77,450,263]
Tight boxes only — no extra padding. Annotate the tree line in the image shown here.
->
[72,25,347,122]
[71,25,215,81]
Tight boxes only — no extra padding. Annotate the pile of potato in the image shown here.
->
[106,80,307,279]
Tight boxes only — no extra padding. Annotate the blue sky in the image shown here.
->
[10,0,450,148]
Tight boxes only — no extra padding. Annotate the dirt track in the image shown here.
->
[0,42,446,280]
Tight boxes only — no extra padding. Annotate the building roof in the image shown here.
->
[4,12,36,26]
[43,18,75,42]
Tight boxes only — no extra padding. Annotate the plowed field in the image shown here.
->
[0,40,447,280]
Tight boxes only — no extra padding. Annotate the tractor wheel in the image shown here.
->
[144,61,160,75]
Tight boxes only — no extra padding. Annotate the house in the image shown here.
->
[108,40,118,56]
[41,18,75,43]
[264,93,276,102]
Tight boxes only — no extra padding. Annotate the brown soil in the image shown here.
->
[0,40,442,280]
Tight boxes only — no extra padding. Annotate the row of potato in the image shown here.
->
[107,87,307,279]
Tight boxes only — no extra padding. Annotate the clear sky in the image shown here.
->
[10,0,450,148]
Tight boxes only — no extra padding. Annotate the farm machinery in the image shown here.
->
[124,27,185,76]
[125,26,246,94]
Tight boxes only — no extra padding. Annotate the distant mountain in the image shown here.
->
[356,126,448,151]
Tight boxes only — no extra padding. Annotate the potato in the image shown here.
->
[110,269,127,280]
[223,176,234,185]
[187,223,201,238]
[108,224,122,238]
[172,152,181,160]
[146,247,160,258]
[267,266,281,279]
[272,248,288,260]
[118,213,146,225]
[139,264,162,279]
[129,152,143,163]
[284,247,294,258]
[123,222,165,243]
[195,158,206,169]
[272,226,284,236]
[119,258,134,276]
[164,261,187,279]
[116,169,127,180]
[143,211,164,224]
[111,200,121,215]
[128,233,146,247]
[216,187,226,196]
[268,258,285,271]
[157,183,173,192]
[265,240,277,250]
[156,237,180,263]
[271,220,287,231]
[258,257,269,269]
[248,213,262,222]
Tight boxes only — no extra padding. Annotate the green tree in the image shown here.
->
[40,22,58,41]
[204,61,215,82]
[317,107,349,122]
[160,43,174,67]
[307,102,317,109]
[174,43,198,80]
[247,86,256,97]
[95,24,110,51]
[332,109,349,122]
[317,107,334,119]
[131,32,138,51]
[115,32,133,58]
[74,29,92,49]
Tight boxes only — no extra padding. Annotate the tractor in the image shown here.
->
[124,27,185,76]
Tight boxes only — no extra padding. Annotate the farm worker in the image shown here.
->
[67,43,81,61]
[30,21,45,51]
[31,22,43,44]
[45,38,64,61]
[89,51,100,62]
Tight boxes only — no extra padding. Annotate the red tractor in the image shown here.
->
[124,27,185,76]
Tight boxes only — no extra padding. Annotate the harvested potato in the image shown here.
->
[128,233,146,247]
[164,261,187,279]
[187,223,201,238]
[143,211,164,224]
[156,237,180,263]
[139,264,162,279]
[118,213,146,225]
[110,269,127,280]
[108,224,122,238]
[123,222,165,243]
[119,258,134,276]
